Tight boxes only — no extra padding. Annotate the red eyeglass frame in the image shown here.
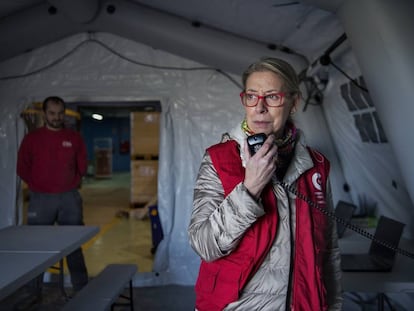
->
[239,91,287,107]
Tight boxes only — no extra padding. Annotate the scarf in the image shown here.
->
[241,119,297,180]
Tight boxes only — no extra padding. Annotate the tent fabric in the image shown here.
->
[0,31,413,289]
[323,48,414,232]
[0,32,246,286]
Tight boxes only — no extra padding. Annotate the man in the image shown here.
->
[17,96,89,294]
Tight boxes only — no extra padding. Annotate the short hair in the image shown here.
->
[42,96,66,112]
[242,57,301,97]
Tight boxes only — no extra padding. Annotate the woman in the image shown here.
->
[188,57,342,310]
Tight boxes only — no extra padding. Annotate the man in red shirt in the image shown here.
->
[17,96,89,296]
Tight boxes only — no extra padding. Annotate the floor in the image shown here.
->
[19,171,155,276]
[80,172,154,276]
[2,172,411,310]
[0,284,196,311]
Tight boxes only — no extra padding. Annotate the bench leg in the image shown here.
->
[377,293,396,311]
[129,279,134,311]
[111,280,134,311]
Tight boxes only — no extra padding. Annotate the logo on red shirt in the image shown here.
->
[62,141,72,148]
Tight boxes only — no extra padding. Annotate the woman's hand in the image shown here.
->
[243,135,278,200]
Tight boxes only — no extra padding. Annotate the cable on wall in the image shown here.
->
[0,35,243,89]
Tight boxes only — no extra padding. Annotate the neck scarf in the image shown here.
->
[241,119,297,179]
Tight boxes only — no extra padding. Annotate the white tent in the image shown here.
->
[1,1,413,306]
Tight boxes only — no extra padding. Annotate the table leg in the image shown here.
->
[50,259,68,298]
[58,259,69,298]
[378,293,384,311]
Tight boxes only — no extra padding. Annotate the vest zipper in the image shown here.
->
[285,187,295,311]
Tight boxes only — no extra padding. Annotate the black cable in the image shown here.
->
[307,33,370,94]
[0,37,242,89]
[279,180,414,260]
[90,39,241,88]
[329,60,369,93]
[324,33,347,59]
[0,40,88,81]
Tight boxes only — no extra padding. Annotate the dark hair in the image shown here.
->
[42,96,66,112]
[242,57,301,97]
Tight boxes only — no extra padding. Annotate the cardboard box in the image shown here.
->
[130,160,158,205]
[95,149,112,178]
[130,112,160,156]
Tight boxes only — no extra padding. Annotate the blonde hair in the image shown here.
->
[242,57,301,97]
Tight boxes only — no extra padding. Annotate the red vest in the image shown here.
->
[195,140,330,311]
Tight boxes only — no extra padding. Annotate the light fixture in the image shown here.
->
[92,113,103,120]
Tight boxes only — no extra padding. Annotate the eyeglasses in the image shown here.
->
[240,92,288,108]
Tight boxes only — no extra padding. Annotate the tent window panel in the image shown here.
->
[358,77,374,107]
[349,82,368,109]
[342,76,387,144]
[373,111,388,143]
[354,112,387,144]
[341,84,358,111]
[354,114,371,142]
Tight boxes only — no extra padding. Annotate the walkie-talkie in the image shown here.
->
[247,133,267,156]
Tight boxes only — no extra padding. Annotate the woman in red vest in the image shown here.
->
[188,57,342,310]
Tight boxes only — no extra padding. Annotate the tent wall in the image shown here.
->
[0,33,348,285]
[337,0,414,209]
[322,46,414,236]
[305,0,414,234]
[0,1,413,286]
[1,31,413,286]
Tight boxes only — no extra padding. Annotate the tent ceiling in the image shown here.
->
[128,0,344,62]
[0,0,344,70]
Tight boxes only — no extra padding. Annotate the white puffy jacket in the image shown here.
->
[188,125,343,310]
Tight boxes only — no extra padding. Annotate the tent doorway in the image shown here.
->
[76,100,161,276]
[18,100,162,277]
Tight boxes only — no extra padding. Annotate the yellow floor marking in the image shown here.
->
[82,217,121,250]
[48,217,121,274]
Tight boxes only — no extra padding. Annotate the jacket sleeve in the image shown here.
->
[323,181,343,311]
[16,135,32,184]
[188,152,265,262]
[76,134,88,177]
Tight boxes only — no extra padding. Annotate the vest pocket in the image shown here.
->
[196,261,242,303]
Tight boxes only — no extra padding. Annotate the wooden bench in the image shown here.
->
[62,264,137,311]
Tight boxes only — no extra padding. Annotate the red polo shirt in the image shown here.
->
[17,126,87,193]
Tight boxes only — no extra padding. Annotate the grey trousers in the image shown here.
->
[27,189,88,291]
